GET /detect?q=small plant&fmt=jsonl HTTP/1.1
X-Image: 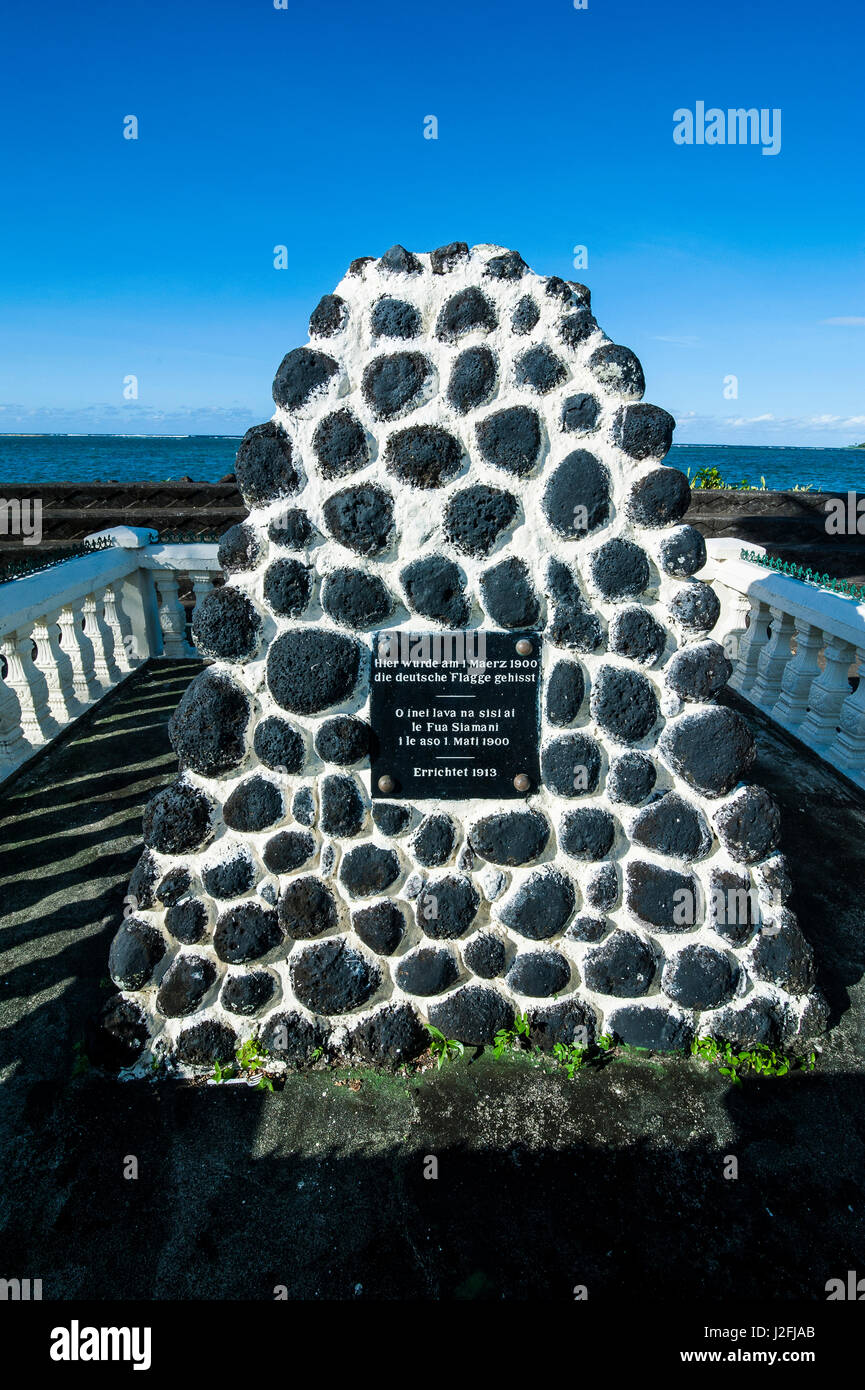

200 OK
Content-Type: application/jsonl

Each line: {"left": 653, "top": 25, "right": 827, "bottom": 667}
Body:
{"left": 492, "top": 1010, "right": 531, "bottom": 1057}
{"left": 426, "top": 1024, "right": 465, "bottom": 1069}
{"left": 209, "top": 1037, "right": 272, "bottom": 1086}
{"left": 691, "top": 1036, "right": 817, "bottom": 1085}
{"left": 212, "top": 1057, "right": 235, "bottom": 1083}
{"left": 552, "top": 1041, "right": 589, "bottom": 1077}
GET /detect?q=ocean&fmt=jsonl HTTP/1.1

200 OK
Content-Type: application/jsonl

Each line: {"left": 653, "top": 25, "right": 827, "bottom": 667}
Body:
{"left": 0, "top": 435, "right": 864, "bottom": 493}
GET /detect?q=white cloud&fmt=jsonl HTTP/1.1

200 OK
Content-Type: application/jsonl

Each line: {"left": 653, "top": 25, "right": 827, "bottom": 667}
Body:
{"left": 820, "top": 316, "right": 865, "bottom": 326}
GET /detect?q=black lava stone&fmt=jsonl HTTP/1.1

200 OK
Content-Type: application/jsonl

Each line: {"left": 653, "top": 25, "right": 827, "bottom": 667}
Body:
{"left": 476, "top": 406, "right": 543, "bottom": 476}
{"left": 479, "top": 557, "right": 539, "bottom": 628}
{"left": 318, "top": 773, "right": 365, "bottom": 838}
{"left": 273, "top": 346, "right": 339, "bottom": 411}
{"left": 589, "top": 538, "right": 650, "bottom": 600}
{"left": 352, "top": 900, "right": 405, "bottom": 955}
{"left": 632, "top": 791, "right": 712, "bottom": 861}
{"left": 430, "top": 241, "right": 469, "bottom": 274}
{"left": 213, "top": 902, "right": 282, "bottom": 964}
{"left": 361, "top": 351, "right": 432, "bottom": 419}
{"left": 443, "top": 484, "right": 518, "bottom": 557}
{"left": 85, "top": 996, "right": 149, "bottom": 1070}
{"left": 662, "top": 945, "right": 738, "bottom": 1010}
{"left": 607, "top": 751, "right": 657, "bottom": 805}
{"left": 385, "top": 424, "right": 464, "bottom": 490}
{"left": 499, "top": 867, "right": 576, "bottom": 940}
{"left": 558, "top": 309, "right": 599, "bottom": 349}
{"left": 254, "top": 717, "right": 305, "bottom": 774}
{"left": 606, "top": 1005, "right": 692, "bottom": 1052}
{"left": 127, "top": 850, "right": 159, "bottom": 909}
{"left": 348, "top": 1003, "right": 428, "bottom": 1064}
{"left": 608, "top": 607, "right": 667, "bottom": 666}
{"left": 417, "top": 875, "right": 480, "bottom": 939}
{"left": 429, "top": 986, "right": 515, "bottom": 1044}
{"left": 566, "top": 914, "right": 610, "bottom": 943}
{"left": 379, "top": 244, "right": 422, "bottom": 274}
{"left": 278, "top": 876, "right": 339, "bottom": 939}
{"left": 143, "top": 780, "right": 213, "bottom": 855}
{"left": 625, "top": 860, "right": 699, "bottom": 932}
{"left": 156, "top": 954, "right": 216, "bottom": 1018}
{"left": 561, "top": 393, "right": 600, "bottom": 434}
{"left": 348, "top": 256, "right": 375, "bottom": 276}
{"left": 590, "top": 664, "right": 659, "bottom": 743}
{"left": 396, "top": 946, "right": 459, "bottom": 996}
{"left": 665, "top": 640, "right": 731, "bottom": 702}
{"left": 713, "top": 786, "right": 781, "bottom": 864}
{"left": 268, "top": 507, "right": 313, "bottom": 550}
{"left": 109, "top": 919, "right": 166, "bottom": 989}
{"left": 340, "top": 844, "right": 401, "bottom": 897}
{"left": 370, "top": 296, "right": 422, "bottom": 339}
{"left": 541, "top": 732, "right": 602, "bottom": 797}
{"left": 221, "top": 970, "right": 276, "bottom": 1016}
{"left": 165, "top": 897, "right": 208, "bottom": 945}
{"left": 528, "top": 999, "right": 596, "bottom": 1051}
{"left": 506, "top": 951, "right": 570, "bottom": 998}
{"left": 401, "top": 554, "right": 469, "bottom": 625}
{"left": 259, "top": 1010, "right": 329, "bottom": 1064}
{"left": 292, "top": 786, "right": 315, "bottom": 826}
{"left": 547, "top": 594, "right": 604, "bottom": 654}
{"left": 175, "top": 1020, "right": 238, "bottom": 1067}
{"left": 202, "top": 849, "right": 256, "bottom": 900}
{"left": 435, "top": 286, "right": 498, "bottom": 341}
{"left": 223, "top": 777, "right": 283, "bottom": 833}
{"left": 483, "top": 250, "right": 527, "bottom": 280}
{"left": 262, "top": 558, "right": 312, "bottom": 617}
{"left": 372, "top": 802, "right": 412, "bottom": 836}
{"left": 657, "top": 525, "right": 707, "bottom": 577}
{"left": 447, "top": 345, "right": 498, "bottom": 414}
{"left": 322, "top": 483, "right": 394, "bottom": 556}
{"left": 234, "top": 422, "right": 301, "bottom": 508}
{"left": 542, "top": 450, "right": 610, "bottom": 536}
{"left": 412, "top": 814, "right": 457, "bottom": 867}
{"left": 585, "top": 862, "right": 619, "bottom": 910}
{"left": 192, "top": 586, "right": 262, "bottom": 662}
{"left": 612, "top": 403, "right": 675, "bottom": 460}
{"left": 512, "top": 296, "right": 540, "bottom": 335}
{"left": 709, "top": 868, "right": 757, "bottom": 947}
{"left": 469, "top": 811, "right": 550, "bottom": 866}
{"left": 312, "top": 409, "right": 370, "bottom": 481}
{"left": 321, "top": 567, "right": 392, "bottom": 629}
{"left": 267, "top": 629, "right": 361, "bottom": 714}
{"left": 568, "top": 281, "right": 591, "bottom": 306}
{"left": 545, "top": 276, "right": 575, "bottom": 302}
{"left": 463, "top": 933, "right": 507, "bottom": 977}
{"left": 290, "top": 938, "right": 381, "bottom": 1014}
{"left": 749, "top": 918, "right": 815, "bottom": 995}
{"left": 218, "top": 522, "right": 263, "bottom": 573}
{"left": 583, "top": 931, "right": 656, "bottom": 998}
{"left": 588, "top": 343, "right": 645, "bottom": 399}
{"left": 708, "top": 1000, "right": 779, "bottom": 1051}
{"left": 627, "top": 468, "right": 691, "bottom": 527}
{"left": 514, "top": 344, "right": 568, "bottom": 394}
{"left": 667, "top": 581, "right": 721, "bottom": 634}
{"left": 314, "top": 716, "right": 370, "bottom": 766}
{"left": 309, "top": 293, "right": 348, "bottom": 337}
{"left": 559, "top": 807, "right": 616, "bottom": 861}
{"left": 659, "top": 707, "right": 755, "bottom": 797}
{"left": 545, "top": 660, "right": 585, "bottom": 726}
{"left": 156, "top": 866, "right": 191, "bottom": 908}
{"left": 263, "top": 829, "right": 316, "bottom": 874}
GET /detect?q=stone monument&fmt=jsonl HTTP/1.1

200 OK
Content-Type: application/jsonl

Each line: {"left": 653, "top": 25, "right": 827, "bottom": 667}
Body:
{"left": 101, "top": 242, "right": 827, "bottom": 1071}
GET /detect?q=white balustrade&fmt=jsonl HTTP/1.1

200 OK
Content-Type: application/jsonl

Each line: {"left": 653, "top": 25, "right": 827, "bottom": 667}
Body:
{"left": 0, "top": 527, "right": 221, "bottom": 783}
{"left": 704, "top": 539, "right": 865, "bottom": 789}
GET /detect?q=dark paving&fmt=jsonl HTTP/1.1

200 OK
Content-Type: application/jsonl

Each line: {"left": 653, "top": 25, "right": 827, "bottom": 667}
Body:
{"left": 0, "top": 661, "right": 864, "bottom": 1301}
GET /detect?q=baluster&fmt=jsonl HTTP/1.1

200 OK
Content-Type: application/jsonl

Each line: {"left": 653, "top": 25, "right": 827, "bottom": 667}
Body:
{"left": 828, "top": 647, "right": 865, "bottom": 782}
{"left": 58, "top": 601, "right": 98, "bottom": 705}
{"left": 771, "top": 620, "right": 825, "bottom": 729}
{"left": 104, "top": 582, "right": 133, "bottom": 672}
{"left": 42, "top": 607, "right": 83, "bottom": 720}
{"left": 0, "top": 638, "right": 28, "bottom": 764}
{"left": 728, "top": 596, "right": 771, "bottom": 695}
{"left": 749, "top": 606, "right": 795, "bottom": 708}
{"left": 154, "top": 569, "right": 192, "bottom": 657}
{"left": 31, "top": 615, "right": 72, "bottom": 728}
{"left": 798, "top": 637, "right": 856, "bottom": 747}
{"left": 190, "top": 572, "right": 214, "bottom": 654}
{"left": 5, "top": 625, "right": 50, "bottom": 742}
{"left": 82, "top": 592, "right": 112, "bottom": 688}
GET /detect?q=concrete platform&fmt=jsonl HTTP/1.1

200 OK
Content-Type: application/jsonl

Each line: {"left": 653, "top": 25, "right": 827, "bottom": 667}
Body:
{"left": 1, "top": 660, "right": 863, "bottom": 1300}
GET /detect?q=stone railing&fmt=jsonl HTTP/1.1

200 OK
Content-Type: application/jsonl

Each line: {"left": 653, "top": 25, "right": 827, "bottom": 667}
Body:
{"left": 0, "top": 526, "right": 220, "bottom": 783}
{"left": 704, "top": 539, "right": 865, "bottom": 789}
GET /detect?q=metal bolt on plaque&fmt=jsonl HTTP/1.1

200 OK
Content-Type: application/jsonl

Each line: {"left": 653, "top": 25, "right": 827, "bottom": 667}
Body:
{"left": 515, "top": 639, "right": 533, "bottom": 656}
{"left": 377, "top": 775, "right": 395, "bottom": 794}
{"left": 513, "top": 773, "right": 531, "bottom": 792}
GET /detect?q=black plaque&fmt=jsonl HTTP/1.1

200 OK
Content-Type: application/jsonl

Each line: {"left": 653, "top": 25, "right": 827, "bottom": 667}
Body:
{"left": 370, "top": 630, "right": 542, "bottom": 801}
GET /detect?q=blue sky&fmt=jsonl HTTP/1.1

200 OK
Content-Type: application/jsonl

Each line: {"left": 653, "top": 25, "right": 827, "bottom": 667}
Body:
{"left": 1, "top": 0, "right": 862, "bottom": 445}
